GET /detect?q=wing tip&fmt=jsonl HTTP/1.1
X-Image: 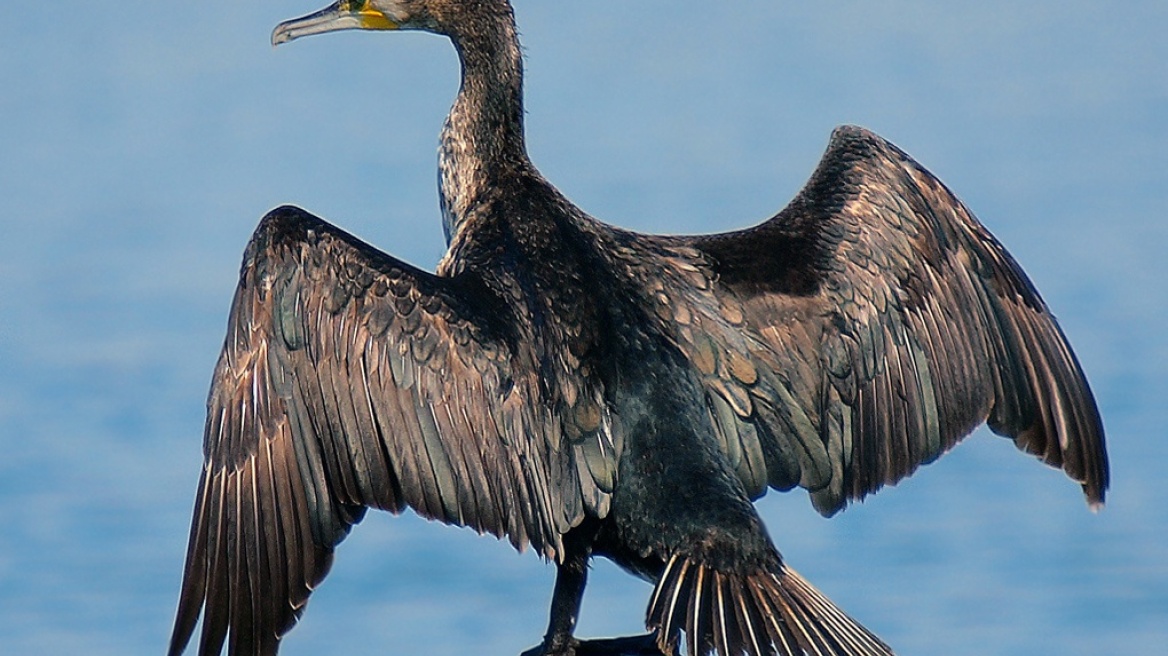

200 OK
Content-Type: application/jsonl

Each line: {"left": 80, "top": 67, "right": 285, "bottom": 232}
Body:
{"left": 166, "top": 624, "right": 195, "bottom": 656}
{"left": 1084, "top": 460, "right": 1109, "bottom": 511}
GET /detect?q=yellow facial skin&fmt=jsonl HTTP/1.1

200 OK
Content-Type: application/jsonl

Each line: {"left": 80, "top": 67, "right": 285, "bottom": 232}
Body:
{"left": 352, "top": 1, "right": 399, "bottom": 31}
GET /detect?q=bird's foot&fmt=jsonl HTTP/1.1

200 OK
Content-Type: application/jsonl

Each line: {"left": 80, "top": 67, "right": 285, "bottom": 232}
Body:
{"left": 520, "top": 636, "right": 578, "bottom": 656}
{"left": 521, "top": 634, "right": 664, "bottom": 656}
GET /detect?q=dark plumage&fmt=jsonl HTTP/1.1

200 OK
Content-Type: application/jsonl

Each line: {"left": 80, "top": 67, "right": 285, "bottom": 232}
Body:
{"left": 169, "top": 2, "right": 1108, "bottom": 655}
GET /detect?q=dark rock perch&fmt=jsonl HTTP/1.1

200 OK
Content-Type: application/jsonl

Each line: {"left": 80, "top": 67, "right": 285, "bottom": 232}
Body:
{"left": 521, "top": 636, "right": 666, "bottom": 656}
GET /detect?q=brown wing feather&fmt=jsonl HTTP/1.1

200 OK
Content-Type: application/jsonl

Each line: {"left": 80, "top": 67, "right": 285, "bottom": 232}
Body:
{"left": 655, "top": 125, "right": 1106, "bottom": 516}
{"left": 168, "top": 206, "right": 603, "bottom": 656}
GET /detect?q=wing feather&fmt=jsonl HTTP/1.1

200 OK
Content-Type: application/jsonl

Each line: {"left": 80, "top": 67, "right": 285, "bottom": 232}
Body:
{"left": 168, "top": 205, "right": 598, "bottom": 656}
{"left": 645, "top": 125, "right": 1106, "bottom": 515}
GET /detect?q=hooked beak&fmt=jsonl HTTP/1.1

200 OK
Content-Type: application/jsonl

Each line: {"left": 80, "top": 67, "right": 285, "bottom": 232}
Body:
{"left": 272, "top": 1, "right": 399, "bottom": 46}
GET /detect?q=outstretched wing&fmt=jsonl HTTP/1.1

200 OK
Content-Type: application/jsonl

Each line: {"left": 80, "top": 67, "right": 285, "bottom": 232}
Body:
{"left": 647, "top": 125, "right": 1107, "bottom": 515}
{"left": 169, "top": 206, "right": 600, "bottom": 656}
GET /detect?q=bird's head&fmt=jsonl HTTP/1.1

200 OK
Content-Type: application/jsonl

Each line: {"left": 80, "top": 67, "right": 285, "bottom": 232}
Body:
{"left": 271, "top": 0, "right": 514, "bottom": 45}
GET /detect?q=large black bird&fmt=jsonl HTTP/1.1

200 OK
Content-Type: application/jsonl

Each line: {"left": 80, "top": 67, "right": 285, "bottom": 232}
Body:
{"left": 169, "top": 2, "right": 1108, "bottom": 655}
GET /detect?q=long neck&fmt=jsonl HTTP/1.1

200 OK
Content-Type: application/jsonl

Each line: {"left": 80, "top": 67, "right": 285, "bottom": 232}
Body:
{"left": 438, "top": 14, "right": 529, "bottom": 244}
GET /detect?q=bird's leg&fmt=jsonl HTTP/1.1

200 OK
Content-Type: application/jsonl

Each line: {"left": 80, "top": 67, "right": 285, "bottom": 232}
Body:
{"left": 541, "top": 545, "right": 589, "bottom": 656}
{"left": 527, "top": 529, "right": 666, "bottom": 656}
{"left": 528, "top": 521, "right": 606, "bottom": 656}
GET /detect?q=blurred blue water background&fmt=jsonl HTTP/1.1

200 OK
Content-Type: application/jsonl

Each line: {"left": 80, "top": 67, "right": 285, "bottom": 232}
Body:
{"left": 1, "top": 1, "right": 1165, "bottom": 654}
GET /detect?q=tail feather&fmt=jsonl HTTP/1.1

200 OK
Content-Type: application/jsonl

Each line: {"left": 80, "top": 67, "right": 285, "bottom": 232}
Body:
{"left": 647, "top": 555, "right": 893, "bottom": 656}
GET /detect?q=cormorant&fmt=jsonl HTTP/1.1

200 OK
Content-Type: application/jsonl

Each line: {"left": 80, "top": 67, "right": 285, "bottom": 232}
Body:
{"left": 169, "top": 2, "right": 1108, "bottom": 655}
